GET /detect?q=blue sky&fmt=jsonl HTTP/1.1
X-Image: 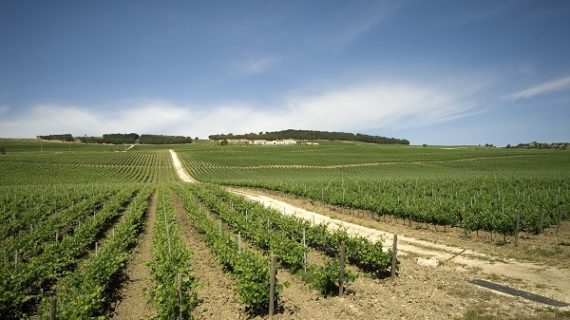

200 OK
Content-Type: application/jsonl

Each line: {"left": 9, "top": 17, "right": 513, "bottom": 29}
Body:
{"left": 1, "top": 0, "right": 569, "bottom": 145}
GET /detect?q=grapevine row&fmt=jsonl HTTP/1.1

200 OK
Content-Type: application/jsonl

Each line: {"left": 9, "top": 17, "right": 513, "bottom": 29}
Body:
{"left": 38, "top": 188, "right": 153, "bottom": 318}
{"left": 187, "top": 183, "right": 360, "bottom": 295}
{"left": 0, "top": 188, "right": 137, "bottom": 319}
{"left": 149, "top": 188, "right": 197, "bottom": 319}
{"left": 174, "top": 185, "right": 275, "bottom": 314}
{"left": 194, "top": 183, "right": 394, "bottom": 278}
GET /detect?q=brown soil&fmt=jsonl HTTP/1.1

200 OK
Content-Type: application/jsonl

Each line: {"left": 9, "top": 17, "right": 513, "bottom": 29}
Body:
{"left": 112, "top": 192, "right": 157, "bottom": 320}
{"left": 171, "top": 191, "right": 247, "bottom": 320}
{"left": 261, "top": 245, "right": 569, "bottom": 320}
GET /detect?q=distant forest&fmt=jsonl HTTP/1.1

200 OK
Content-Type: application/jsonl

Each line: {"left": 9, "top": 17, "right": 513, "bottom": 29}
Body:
{"left": 511, "top": 141, "right": 570, "bottom": 149}
{"left": 209, "top": 129, "right": 410, "bottom": 145}
{"left": 139, "top": 134, "right": 193, "bottom": 144}
{"left": 37, "top": 134, "right": 74, "bottom": 142}
{"left": 37, "top": 133, "right": 193, "bottom": 145}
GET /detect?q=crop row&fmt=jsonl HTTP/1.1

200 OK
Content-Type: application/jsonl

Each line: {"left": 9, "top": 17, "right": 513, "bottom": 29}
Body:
{"left": 0, "top": 150, "right": 177, "bottom": 185}
{"left": 0, "top": 184, "right": 109, "bottom": 231}
{"left": 0, "top": 188, "right": 137, "bottom": 319}
{"left": 194, "top": 183, "right": 394, "bottom": 278}
{"left": 38, "top": 188, "right": 153, "bottom": 318}
{"left": 174, "top": 185, "right": 274, "bottom": 314}
{"left": 0, "top": 189, "right": 116, "bottom": 268}
{"left": 0, "top": 189, "right": 105, "bottom": 242}
{"left": 255, "top": 177, "right": 570, "bottom": 236}
{"left": 149, "top": 188, "right": 197, "bottom": 319}
{"left": 187, "top": 183, "right": 361, "bottom": 295}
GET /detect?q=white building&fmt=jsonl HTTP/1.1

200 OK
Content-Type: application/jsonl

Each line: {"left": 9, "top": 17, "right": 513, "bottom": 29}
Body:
{"left": 252, "top": 139, "right": 297, "bottom": 145}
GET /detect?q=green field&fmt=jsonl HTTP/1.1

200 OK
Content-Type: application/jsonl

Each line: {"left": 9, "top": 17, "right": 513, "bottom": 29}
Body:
{"left": 0, "top": 140, "right": 398, "bottom": 318}
{"left": 175, "top": 142, "right": 570, "bottom": 236}
{"left": 0, "top": 141, "right": 179, "bottom": 318}
{"left": 1, "top": 140, "right": 569, "bottom": 319}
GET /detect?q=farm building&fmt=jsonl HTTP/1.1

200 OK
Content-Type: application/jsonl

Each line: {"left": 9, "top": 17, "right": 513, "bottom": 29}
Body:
{"left": 253, "top": 139, "right": 297, "bottom": 145}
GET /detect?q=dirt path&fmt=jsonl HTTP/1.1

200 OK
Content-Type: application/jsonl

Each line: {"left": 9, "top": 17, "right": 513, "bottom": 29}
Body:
{"left": 229, "top": 188, "right": 570, "bottom": 305}
{"left": 124, "top": 144, "right": 135, "bottom": 151}
{"left": 169, "top": 150, "right": 198, "bottom": 183}
{"left": 113, "top": 192, "right": 157, "bottom": 320}
{"left": 171, "top": 191, "right": 246, "bottom": 320}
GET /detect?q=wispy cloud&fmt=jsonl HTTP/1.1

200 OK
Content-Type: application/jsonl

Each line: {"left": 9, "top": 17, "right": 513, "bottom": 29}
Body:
{"left": 0, "top": 81, "right": 480, "bottom": 140}
{"left": 233, "top": 56, "right": 283, "bottom": 75}
{"left": 506, "top": 75, "right": 570, "bottom": 100}
{"left": 333, "top": 1, "right": 403, "bottom": 48}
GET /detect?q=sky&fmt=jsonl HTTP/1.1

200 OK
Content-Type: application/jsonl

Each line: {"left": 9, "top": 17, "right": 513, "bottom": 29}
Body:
{"left": 1, "top": 0, "right": 570, "bottom": 145}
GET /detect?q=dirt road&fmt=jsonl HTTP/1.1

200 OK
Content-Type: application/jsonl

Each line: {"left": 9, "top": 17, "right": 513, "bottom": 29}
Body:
{"left": 229, "top": 188, "right": 570, "bottom": 304}
{"left": 169, "top": 149, "right": 198, "bottom": 183}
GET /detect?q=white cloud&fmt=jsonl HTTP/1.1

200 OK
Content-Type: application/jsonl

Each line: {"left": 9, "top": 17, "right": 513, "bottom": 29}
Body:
{"left": 0, "top": 82, "right": 478, "bottom": 139}
{"left": 233, "top": 56, "right": 282, "bottom": 75}
{"left": 506, "top": 75, "right": 570, "bottom": 100}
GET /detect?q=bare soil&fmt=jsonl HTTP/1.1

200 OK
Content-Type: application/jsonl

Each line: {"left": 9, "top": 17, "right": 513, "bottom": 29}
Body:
{"left": 112, "top": 192, "right": 157, "bottom": 320}
{"left": 260, "top": 249, "right": 570, "bottom": 320}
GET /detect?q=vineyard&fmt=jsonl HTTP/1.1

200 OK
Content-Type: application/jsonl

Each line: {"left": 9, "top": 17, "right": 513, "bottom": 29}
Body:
{"left": 0, "top": 144, "right": 174, "bottom": 318}
{"left": 175, "top": 183, "right": 394, "bottom": 298}
{"left": 177, "top": 143, "right": 570, "bottom": 240}
{"left": 0, "top": 148, "right": 178, "bottom": 185}
{"left": 0, "top": 141, "right": 569, "bottom": 319}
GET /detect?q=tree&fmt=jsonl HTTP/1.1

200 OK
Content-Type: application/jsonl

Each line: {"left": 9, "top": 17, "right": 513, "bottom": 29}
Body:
{"left": 0, "top": 146, "right": 5, "bottom": 154}
{"left": 139, "top": 134, "right": 192, "bottom": 144}
{"left": 221, "top": 139, "right": 229, "bottom": 146}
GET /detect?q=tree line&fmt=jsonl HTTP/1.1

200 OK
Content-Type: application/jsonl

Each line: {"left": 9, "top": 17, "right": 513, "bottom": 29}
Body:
{"left": 37, "top": 134, "right": 74, "bottom": 142}
{"left": 209, "top": 129, "right": 409, "bottom": 145}
{"left": 37, "top": 133, "right": 193, "bottom": 145}
{"left": 509, "top": 141, "right": 570, "bottom": 150}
